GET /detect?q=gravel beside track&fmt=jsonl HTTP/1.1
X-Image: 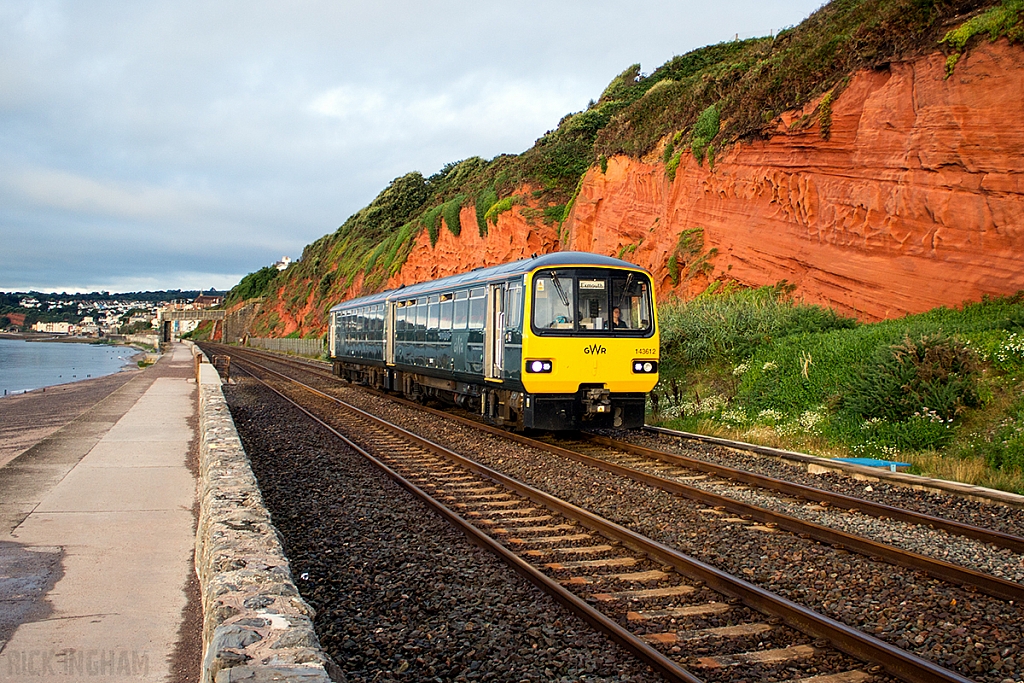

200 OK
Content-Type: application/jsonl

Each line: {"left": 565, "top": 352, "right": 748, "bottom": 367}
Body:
{"left": 547, "top": 436, "right": 1024, "bottom": 586}
{"left": 621, "top": 431, "right": 1024, "bottom": 538}
{"left": 319, "top": 383, "right": 1023, "bottom": 683}
{"left": 224, "top": 378, "right": 665, "bottom": 683}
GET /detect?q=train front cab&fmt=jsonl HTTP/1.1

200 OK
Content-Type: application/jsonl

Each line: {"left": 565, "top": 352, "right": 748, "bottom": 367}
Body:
{"left": 518, "top": 264, "right": 658, "bottom": 430}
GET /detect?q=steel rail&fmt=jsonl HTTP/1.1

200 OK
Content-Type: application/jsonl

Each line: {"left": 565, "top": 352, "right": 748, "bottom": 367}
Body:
{"left": 231, "top": 354, "right": 976, "bottom": 683}
{"left": 541, "top": 435, "right": 1024, "bottom": 602}
{"left": 216, "top": 344, "right": 1024, "bottom": 600}
{"left": 611, "top": 430, "right": 1024, "bottom": 555}
{"left": 231, "top": 359, "right": 702, "bottom": 683}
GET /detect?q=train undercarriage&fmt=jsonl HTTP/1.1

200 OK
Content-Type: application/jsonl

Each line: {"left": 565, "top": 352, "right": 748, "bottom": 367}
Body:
{"left": 332, "top": 359, "right": 646, "bottom": 431}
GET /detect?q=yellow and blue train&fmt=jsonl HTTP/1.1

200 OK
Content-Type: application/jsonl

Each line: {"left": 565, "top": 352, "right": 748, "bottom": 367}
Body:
{"left": 328, "top": 252, "right": 659, "bottom": 430}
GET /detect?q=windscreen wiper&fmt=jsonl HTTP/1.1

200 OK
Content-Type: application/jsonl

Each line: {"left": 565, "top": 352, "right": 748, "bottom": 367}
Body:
{"left": 549, "top": 270, "right": 570, "bottom": 308}
{"left": 616, "top": 272, "right": 635, "bottom": 308}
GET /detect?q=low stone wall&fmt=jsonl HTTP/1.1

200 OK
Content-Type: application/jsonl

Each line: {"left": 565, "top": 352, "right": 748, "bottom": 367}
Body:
{"left": 194, "top": 351, "right": 338, "bottom": 683}
{"left": 125, "top": 333, "right": 160, "bottom": 348}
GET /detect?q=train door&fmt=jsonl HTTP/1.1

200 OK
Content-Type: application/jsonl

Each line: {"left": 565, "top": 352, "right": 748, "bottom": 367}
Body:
{"left": 328, "top": 311, "right": 337, "bottom": 358}
{"left": 385, "top": 301, "right": 395, "bottom": 365}
{"left": 485, "top": 283, "right": 506, "bottom": 380}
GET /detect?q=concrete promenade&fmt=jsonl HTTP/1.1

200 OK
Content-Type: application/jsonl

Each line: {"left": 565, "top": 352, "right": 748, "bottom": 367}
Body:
{"left": 0, "top": 343, "right": 198, "bottom": 683}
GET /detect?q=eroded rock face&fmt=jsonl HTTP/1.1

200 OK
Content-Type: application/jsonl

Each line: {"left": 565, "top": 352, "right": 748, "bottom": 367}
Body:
{"left": 393, "top": 41, "right": 1024, "bottom": 321}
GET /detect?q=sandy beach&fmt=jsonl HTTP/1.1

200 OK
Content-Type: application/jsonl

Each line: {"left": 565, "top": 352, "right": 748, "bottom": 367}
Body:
{"left": 0, "top": 368, "right": 140, "bottom": 469}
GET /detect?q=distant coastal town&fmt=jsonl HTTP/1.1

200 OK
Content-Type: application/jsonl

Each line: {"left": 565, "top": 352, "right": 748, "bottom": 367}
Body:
{"left": 0, "top": 290, "right": 225, "bottom": 339}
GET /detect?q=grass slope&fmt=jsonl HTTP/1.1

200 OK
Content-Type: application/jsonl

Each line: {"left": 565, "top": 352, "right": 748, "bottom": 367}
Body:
{"left": 651, "top": 287, "right": 1024, "bottom": 493}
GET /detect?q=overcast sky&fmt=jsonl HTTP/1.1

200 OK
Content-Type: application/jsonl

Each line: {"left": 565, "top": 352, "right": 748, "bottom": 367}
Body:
{"left": 1, "top": 0, "right": 824, "bottom": 294}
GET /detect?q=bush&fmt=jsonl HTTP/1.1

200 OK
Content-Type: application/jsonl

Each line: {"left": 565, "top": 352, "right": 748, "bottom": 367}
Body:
{"left": 421, "top": 204, "right": 444, "bottom": 246}
{"left": 475, "top": 187, "right": 498, "bottom": 237}
{"left": 338, "top": 172, "right": 429, "bottom": 243}
{"left": 691, "top": 104, "right": 720, "bottom": 164}
{"left": 228, "top": 266, "right": 279, "bottom": 304}
{"left": 665, "top": 151, "right": 682, "bottom": 181}
{"left": 855, "top": 413, "right": 957, "bottom": 452}
{"left": 841, "top": 333, "right": 982, "bottom": 422}
{"left": 484, "top": 196, "right": 516, "bottom": 225}
{"left": 441, "top": 194, "right": 466, "bottom": 237}
{"left": 543, "top": 203, "right": 567, "bottom": 225}
{"left": 986, "top": 394, "right": 1024, "bottom": 472}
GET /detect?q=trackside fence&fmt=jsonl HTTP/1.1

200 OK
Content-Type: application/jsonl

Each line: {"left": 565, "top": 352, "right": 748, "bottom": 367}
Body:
{"left": 246, "top": 336, "right": 326, "bottom": 358}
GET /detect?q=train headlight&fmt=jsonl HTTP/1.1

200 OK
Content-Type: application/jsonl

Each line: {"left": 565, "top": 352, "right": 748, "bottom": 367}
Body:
{"left": 632, "top": 360, "right": 658, "bottom": 374}
{"left": 527, "top": 359, "right": 553, "bottom": 373}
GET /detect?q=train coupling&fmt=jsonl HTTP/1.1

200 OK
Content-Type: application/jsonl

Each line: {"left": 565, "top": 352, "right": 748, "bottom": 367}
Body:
{"left": 581, "top": 387, "right": 612, "bottom": 416}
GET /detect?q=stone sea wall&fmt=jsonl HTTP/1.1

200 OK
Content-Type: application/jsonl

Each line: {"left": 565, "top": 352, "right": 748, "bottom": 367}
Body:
{"left": 194, "top": 352, "right": 338, "bottom": 683}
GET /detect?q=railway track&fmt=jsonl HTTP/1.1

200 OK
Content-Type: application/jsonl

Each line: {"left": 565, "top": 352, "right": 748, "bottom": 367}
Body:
{"left": 208, "top": 346, "right": 1015, "bottom": 683}
{"left": 204, "top": 345, "right": 1024, "bottom": 598}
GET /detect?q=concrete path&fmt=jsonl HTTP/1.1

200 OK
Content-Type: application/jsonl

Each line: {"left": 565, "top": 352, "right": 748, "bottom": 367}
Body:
{"left": 0, "top": 344, "right": 197, "bottom": 683}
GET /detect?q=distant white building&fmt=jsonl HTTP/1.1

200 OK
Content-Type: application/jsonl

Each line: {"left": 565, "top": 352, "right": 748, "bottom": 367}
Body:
{"left": 32, "top": 321, "right": 73, "bottom": 334}
{"left": 274, "top": 256, "right": 292, "bottom": 271}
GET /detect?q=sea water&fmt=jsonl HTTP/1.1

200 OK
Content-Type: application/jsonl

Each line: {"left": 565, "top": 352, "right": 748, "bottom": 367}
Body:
{"left": 0, "top": 338, "right": 136, "bottom": 397}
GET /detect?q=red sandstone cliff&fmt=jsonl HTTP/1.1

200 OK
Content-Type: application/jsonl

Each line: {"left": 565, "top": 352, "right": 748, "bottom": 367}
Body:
{"left": 389, "top": 41, "right": 1024, "bottom": 322}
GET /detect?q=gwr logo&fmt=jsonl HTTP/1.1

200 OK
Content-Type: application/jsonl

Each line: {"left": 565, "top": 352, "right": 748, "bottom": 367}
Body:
{"left": 583, "top": 344, "right": 607, "bottom": 355}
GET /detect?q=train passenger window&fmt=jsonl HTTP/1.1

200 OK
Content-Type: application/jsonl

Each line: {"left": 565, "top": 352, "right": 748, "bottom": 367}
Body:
{"left": 533, "top": 273, "right": 574, "bottom": 330}
{"left": 415, "top": 300, "right": 427, "bottom": 339}
{"left": 439, "top": 294, "right": 453, "bottom": 329}
{"left": 453, "top": 291, "right": 469, "bottom": 329}
{"left": 505, "top": 282, "right": 523, "bottom": 331}
{"left": 395, "top": 304, "right": 407, "bottom": 341}
{"left": 427, "top": 295, "right": 439, "bottom": 330}
{"left": 468, "top": 288, "right": 485, "bottom": 329}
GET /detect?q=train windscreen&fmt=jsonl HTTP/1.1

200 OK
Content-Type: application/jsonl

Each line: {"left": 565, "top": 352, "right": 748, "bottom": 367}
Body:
{"left": 532, "top": 269, "right": 652, "bottom": 334}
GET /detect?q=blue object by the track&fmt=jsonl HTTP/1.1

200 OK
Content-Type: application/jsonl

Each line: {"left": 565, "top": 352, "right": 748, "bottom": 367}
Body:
{"left": 834, "top": 457, "right": 912, "bottom": 472}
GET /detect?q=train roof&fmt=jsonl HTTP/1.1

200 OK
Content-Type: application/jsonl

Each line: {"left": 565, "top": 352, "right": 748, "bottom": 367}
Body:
{"left": 329, "top": 251, "right": 649, "bottom": 313}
